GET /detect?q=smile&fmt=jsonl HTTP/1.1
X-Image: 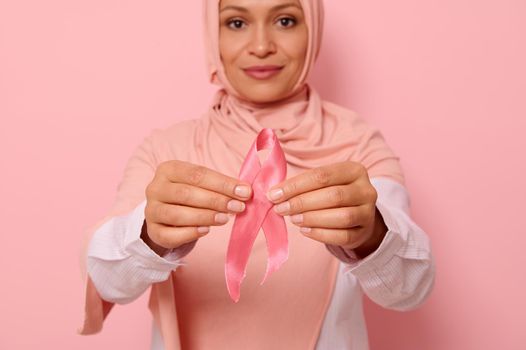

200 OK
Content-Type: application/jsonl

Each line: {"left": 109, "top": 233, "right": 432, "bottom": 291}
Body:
{"left": 243, "top": 65, "right": 284, "bottom": 80}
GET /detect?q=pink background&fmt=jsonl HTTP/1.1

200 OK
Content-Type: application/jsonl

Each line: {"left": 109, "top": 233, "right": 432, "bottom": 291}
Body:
{"left": 1, "top": 0, "right": 524, "bottom": 349}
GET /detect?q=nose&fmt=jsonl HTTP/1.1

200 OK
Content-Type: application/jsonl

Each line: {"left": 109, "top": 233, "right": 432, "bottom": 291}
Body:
{"left": 248, "top": 25, "right": 277, "bottom": 58}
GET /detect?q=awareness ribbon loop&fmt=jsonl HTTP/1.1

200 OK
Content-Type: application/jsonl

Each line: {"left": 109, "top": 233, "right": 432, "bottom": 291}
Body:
{"left": 225, "top": 128, "right": 289, "bottom": 303}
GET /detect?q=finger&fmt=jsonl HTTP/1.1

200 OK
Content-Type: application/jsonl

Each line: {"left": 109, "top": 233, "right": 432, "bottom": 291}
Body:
{"left": 147, "top": 222, "right": 210, "bottom": 249}
{"left": 289, "top": 206, "right": 370, "bottom": 229}
{"left": 267, "top": 161, "right": 365, "bottom": 203}
{"left": 160, "top": 160, "right": 252, "bottom": 200}
{"left": 272, "top": 182, "right": 370, "bottom": 215}
{"left": 148, "top": 182, "right": 246, "bottom": 214}
{"left": 298, "top": 226, "right": 366, "bottom": 249}
{"left": 147, "top": 201, "right": 233, "bottom": 227}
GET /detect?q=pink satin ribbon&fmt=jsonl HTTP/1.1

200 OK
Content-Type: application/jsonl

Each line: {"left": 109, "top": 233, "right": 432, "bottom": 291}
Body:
{"left": 225, "top": 128, "right": 289, "bottom": 303}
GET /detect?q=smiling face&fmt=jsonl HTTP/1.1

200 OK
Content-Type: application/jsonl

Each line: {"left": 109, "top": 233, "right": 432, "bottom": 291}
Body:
{"left": 219, "top": 0, "right": 308, "bottom": 104}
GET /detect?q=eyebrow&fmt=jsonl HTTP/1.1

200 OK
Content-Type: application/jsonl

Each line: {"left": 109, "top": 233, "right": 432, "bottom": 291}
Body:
{"left": 219, "top": 3, "right": 302, "bottom": 14}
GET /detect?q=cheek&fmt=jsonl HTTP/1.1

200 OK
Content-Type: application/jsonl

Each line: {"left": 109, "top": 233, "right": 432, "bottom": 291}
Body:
{"left": 282, "top": 34, "right": 308, "bottom": 67}
{"left": 219, "top": 37, "right": 235, "bottom": 68}
{"left": 219, "top": 35, "right": 245, "bottom": 67}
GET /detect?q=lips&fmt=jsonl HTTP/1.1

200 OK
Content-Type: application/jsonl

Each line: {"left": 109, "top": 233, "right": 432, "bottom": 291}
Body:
{"left": 243, "top": 65, "right": 284, "bottom": 80}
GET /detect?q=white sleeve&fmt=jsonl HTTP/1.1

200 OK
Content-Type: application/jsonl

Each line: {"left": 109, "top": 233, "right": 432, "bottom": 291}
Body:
{"left": 86, "top": 199, "right": 197, "bottom": 304}
{"left": 325, "top": 177, "right": 435, "bottom": 311}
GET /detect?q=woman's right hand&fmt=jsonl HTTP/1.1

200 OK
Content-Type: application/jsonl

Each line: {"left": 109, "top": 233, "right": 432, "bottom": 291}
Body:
{"left": 143, "top": 160, "right": 252, "bottom": 255}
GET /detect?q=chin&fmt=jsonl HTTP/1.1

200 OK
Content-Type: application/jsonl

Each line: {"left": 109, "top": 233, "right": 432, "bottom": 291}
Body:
{"left": 239, "top": 85, "right": 291, "bottom": 104}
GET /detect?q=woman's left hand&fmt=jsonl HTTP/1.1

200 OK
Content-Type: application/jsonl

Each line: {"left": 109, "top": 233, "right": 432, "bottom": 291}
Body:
{"left": 266, "top": 161, "right": 387, "bottom": 257}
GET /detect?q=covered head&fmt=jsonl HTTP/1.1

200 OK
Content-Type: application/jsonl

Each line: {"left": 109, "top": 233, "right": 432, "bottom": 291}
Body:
{"left": 203, "top": 0, "right": 325, "bottom": 102}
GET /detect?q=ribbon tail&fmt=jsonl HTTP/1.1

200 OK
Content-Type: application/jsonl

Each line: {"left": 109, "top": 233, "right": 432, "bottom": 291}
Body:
{"left": 225, "top": 194, "right": 271, "bottom": 303}
{"left": 260, "top": 210, "right": 289, "bottom": 285}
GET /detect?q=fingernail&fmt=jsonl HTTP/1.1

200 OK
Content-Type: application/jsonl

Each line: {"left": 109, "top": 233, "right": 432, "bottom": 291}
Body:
{"left": 215, "top": 213, "right": 229, "bottom": 224}
{"left": 197, "top": 226, "right": 210, "bottom": 234}
{"left": 291, "top": 214, "right": 303, "bottom": 224}
{"left": 273, "top": 201, "right": 290, "bottom": 214}
{"left": 267, "top": 188, "right": 283, "bottom": 201}
{"left": 227, "top": 200, "right": 245, "bottom": 212}
{"left": 235, "top": 185, "right": 250, "bottom": 198}
{"left": 300, "top": 227, "right": 311, "bottom": 234}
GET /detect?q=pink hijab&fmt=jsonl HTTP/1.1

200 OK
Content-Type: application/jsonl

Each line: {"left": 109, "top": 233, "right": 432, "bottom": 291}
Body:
{"left": 200, "top": 0, "right": 404, "bottom": 177}
{"left": 78, "top": 0, "right": 404, "bottom": 349}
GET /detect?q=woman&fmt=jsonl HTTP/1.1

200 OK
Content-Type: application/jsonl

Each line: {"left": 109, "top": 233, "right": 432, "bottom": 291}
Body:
{"left": 79, "top": 0, "right": 435, "bottom": 349}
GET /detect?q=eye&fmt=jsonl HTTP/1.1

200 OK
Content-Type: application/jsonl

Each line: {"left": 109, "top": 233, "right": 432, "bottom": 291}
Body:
{"left": 226, "top": 19, "right": 246, "bottom": 30}
{"left": 277, "top": 17, "right": 297, "bottom": 28}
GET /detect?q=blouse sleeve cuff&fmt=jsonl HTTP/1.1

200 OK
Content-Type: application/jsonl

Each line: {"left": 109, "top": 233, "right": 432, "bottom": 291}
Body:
{"left": 122, "top": 200, "right": 194, "bottom": 271}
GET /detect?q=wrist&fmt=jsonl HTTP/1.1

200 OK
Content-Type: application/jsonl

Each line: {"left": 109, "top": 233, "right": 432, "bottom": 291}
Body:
{"left": 140, "top": 220, "right": 171, "bottom": 257}
{"left": 352, "top": 207, "right": 387, "bottom": 259}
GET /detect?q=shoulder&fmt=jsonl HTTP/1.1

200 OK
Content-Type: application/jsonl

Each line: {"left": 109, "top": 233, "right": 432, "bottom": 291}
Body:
{"left": 139, "top": 118, "right": 201, "bottom": 162}
{"left": 322, "top": 99, "right": 376, "bottom": 133}
{"left": 151, "top": 118, "right": 200, "bottom": 140}
{"left": 145, "top": 118, "right": 200, "bottom": 146}
{"left": 320, "top": 99, "right": 406, "bottom": 186}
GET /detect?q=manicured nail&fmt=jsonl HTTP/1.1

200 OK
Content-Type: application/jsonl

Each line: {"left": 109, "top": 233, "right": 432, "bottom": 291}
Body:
{"left": 235, "top": 185, "right": 250, "bottom": 198}
{"left": 267, "top": 188, "right": 283, "bottom": 201}
{"left": 215, "top": 213, "right": 229, "bottom": 224}
{"left": 291, "top": 214, "right": 303, "bottom": 224}
{"left": 300, "top": 227, "right": 311, "bottom": 234}
{"left": 273, "top": 201, "right": 290, "bottom": 214}
{"left": 227, "top": 200, "right": 245, "bottom": 212}
{"left": 197, "top": 226, "right": 210, "bottom": 234}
